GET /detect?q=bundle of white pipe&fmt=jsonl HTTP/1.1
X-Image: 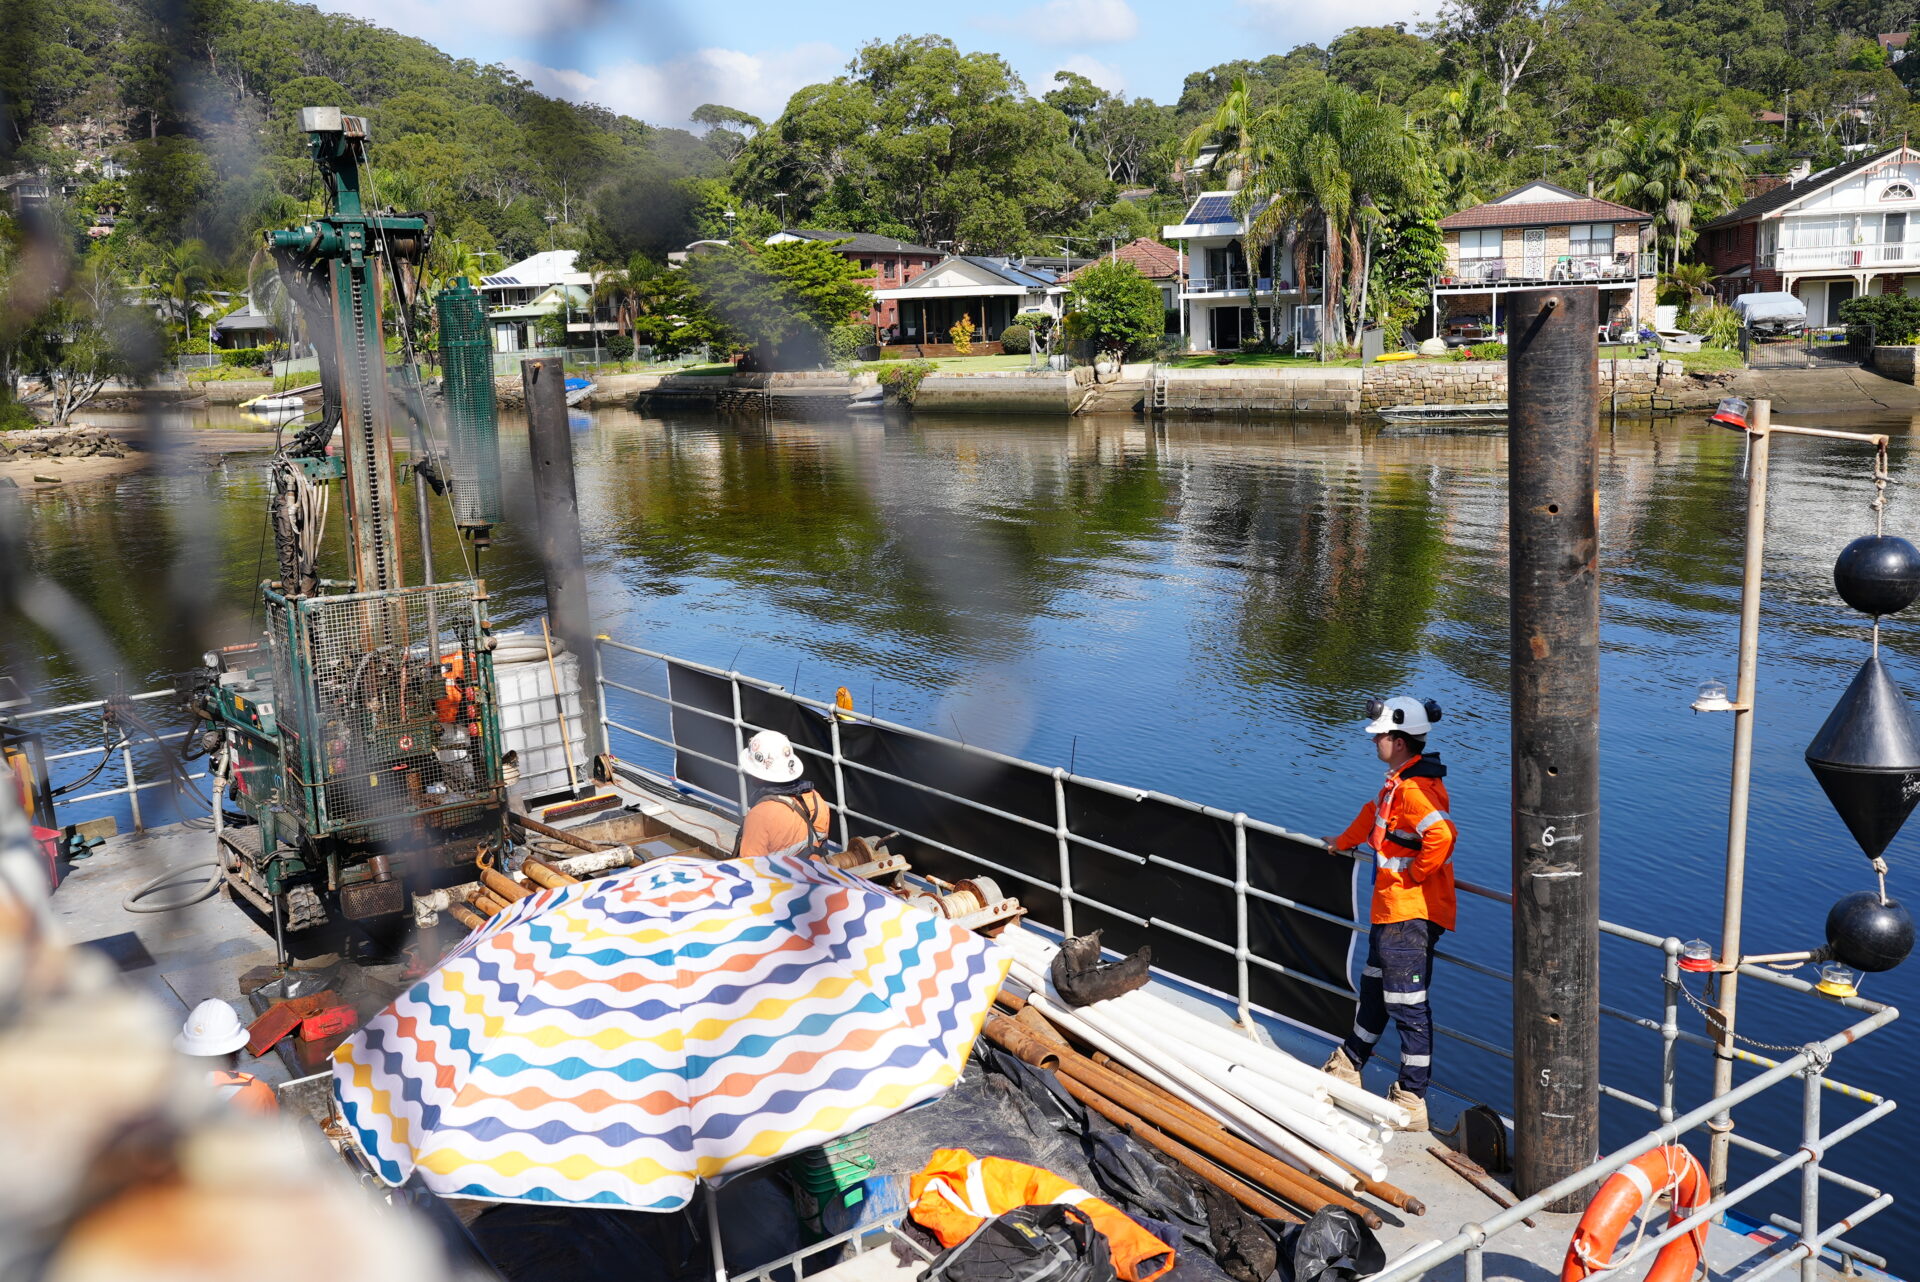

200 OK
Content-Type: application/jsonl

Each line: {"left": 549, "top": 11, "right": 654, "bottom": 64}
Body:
{"left": 1000, "top": 927, "right": 1404, "bottom": 1191}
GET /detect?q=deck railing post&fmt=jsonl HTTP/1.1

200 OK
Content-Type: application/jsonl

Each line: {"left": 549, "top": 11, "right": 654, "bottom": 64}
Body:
{"left": 1660, "top": 938, "right": 1681, "bottom": 1123}
{"left": 1801, "top": 1056, "right": 1826, "bottom": 1282}
{"left": 1052, "top": 768, "right": 1073, "bottom": 938}
{"left": 829, "top": 716, "right": 851, "bottom": 849}
{"left": 1234, "top": 813, "right": 1250, "bottom": 1027}
{"left": 121, "top": 741, "right": 142, "bottom": 832}
{"left": 729, "top": 674, "right": 749, "bottom": 817}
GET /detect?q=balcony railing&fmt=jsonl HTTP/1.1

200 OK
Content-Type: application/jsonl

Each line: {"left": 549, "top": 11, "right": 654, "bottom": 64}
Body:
{"left": 1435, "top": 251, "right": 1655, "bottom": 288}
{"left": 1183, "top": 272, "right": 1300, "bottom": 296}
{"left": 1768, "top": 242, "right": 1920, "bottom": 271}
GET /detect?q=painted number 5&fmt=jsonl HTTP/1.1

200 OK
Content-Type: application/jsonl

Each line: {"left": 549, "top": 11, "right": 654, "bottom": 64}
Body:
{"left": 1541, "top": 826, "right": 1557, "bottom": 847}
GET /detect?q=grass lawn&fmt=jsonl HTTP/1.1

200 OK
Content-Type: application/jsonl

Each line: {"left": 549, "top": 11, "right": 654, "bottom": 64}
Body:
{"left": 1169, "top": 352, "right": 1364, "bottom": 369}
{"left": 855, "top": 354, "right": 1042, "bottom": 373}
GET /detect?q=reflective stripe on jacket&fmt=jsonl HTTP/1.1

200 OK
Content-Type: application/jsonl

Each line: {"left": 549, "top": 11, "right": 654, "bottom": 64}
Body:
{"left": 1334, "top": 754, "right": 1457, "bottom": 930}
{"left": 909, "top": 1147, "right": 1175, "bottom": 1282}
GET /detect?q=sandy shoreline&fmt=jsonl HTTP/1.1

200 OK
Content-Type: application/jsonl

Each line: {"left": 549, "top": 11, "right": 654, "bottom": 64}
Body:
{"left": 1, "top": 424, "right": 279, "bottom": 490}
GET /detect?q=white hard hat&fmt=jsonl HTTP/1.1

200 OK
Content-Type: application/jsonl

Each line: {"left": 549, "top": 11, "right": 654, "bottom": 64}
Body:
{"left": 1363, "top": 696, "right": 1442, "bottom": 737}
{"left": 175, "top": 998, "right": 249, "bottom": 1057}
{"left": 739, "top": 729, "right": 804, "bottom": 783}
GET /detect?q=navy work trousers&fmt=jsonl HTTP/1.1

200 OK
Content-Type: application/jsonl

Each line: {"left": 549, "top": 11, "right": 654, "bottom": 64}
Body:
{"left": 1341, "top": 918, "right": 1443, "bottom": 1096}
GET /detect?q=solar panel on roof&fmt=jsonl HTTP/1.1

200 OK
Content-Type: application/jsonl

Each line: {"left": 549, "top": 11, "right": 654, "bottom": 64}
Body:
{"left": 1185, "top": 194, "right": 1234, "bottom": 224}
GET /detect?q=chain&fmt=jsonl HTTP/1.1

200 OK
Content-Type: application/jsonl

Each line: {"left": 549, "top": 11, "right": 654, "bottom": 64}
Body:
{"left": 1676, "top": 972, "right": 1813, "bottom": 1054}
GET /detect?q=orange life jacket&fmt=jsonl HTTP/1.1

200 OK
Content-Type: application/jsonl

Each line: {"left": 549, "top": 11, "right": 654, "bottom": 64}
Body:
{"left": 908, "top": 1148, "right": 1175, "bottom": 1282}
{"left": 1334, "top": 754, "right": 1457, "bottom": 930}
{"left": 208, "top": 1070, "right": 279, "bottom": 1115}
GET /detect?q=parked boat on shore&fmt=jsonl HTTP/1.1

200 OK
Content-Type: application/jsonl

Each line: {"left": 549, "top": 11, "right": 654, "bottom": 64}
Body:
{"left": 1378, "top": 402, "right": 1507, "bottom": 426}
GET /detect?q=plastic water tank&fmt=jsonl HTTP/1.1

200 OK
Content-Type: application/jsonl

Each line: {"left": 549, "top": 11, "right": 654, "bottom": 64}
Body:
{"left": 492, "top": 631, "right": 587, "bottom": 798}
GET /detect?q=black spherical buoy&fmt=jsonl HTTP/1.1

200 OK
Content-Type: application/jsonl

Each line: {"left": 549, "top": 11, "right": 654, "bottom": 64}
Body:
{"left": 1825, "top": 890, "right": 1915, "bottom": 972}
{"left": 1834, "top": 535, "right": 1920, "bottom": 617}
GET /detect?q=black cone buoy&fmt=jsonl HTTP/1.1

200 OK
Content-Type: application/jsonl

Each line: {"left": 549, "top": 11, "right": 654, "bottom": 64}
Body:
{"left": 1826, "top": 890, "right": 1915, "bottom": 971}
{"left": 1805, "top": 655, "right": 1920, "bottom": 858}
{"left": 1834, "top": 535, "right": 1920, "bottom": 617}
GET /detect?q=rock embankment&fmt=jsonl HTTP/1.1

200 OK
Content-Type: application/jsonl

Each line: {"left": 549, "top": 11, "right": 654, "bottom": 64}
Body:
{"left": 0, "top": 427, "right": 132, "bottom": 460}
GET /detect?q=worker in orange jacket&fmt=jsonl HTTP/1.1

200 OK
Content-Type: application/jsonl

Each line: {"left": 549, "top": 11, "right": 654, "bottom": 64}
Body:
{"left": 909, "top": 1148, "right": 1175, "bottom": 1282}
{"left": 733, "top": 729, "right": 833, "bottom": 859}
{"left": 175, "top": 999, "right": 279, "bottom": 1115}
{"left": 1320, "top": 696, "right": 1456, "bottom": 1131}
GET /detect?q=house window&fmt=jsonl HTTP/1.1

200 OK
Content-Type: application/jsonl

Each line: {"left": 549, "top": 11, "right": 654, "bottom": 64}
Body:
{"left": 1570, "top": 223, "right": 1615, "bottom": 257}
{"left": 1884, "top": 182, "right": 1916, "bottom": 200}
{"left": 1459, "top": 228, "right": 1501, "bottom": 260}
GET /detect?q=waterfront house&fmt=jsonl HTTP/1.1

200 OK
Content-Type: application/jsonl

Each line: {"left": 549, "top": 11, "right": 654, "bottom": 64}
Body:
{"left": 1162, "top": 191, "right": 1323, "bottom": 352}
{"left": 479, "top": 250, "right": 617, "bottom": 352}
{"left": 764, "top": 229, "right": 944, "bottom": 335}
{"left": 1432, "top": 183, "right": 1656, "bottom": 338}
{"left": 1055, "top": 239, "right": 1184, "bottom": 336}
{"left": 1695, "top": 145, "right": 1920, "bottom": 325}
{"left": 871, "top": 256, "right": 1061, "bottom": 353}
{"left": 210, "top": 301, "right": 279, "bottom": 350}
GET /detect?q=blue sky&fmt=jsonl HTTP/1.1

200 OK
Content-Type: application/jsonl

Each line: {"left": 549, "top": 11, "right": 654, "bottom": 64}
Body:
{"left": 311, "top": 0, "right": 1429, "bottom": 129}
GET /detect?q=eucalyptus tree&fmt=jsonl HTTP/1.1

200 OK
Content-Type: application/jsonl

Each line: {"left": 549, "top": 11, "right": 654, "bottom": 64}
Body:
{"left": 1592, "top": 106, "right": 1747, "bottom": 269}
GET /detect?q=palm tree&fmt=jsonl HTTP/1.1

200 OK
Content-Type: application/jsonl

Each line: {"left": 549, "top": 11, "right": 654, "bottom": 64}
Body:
{"left": 1419, "top": 74, "right": 1511, "bottom": 207}
{"left": 1661, "top": 262, "right": 1719, "bottom": 316}
{"left": 1182, "top": 78, "right": 1276, "bottom": 342}
{"left": 142, "top": 239, "right": 215, "bottom": 338}
{"left": 1594, "top": 106, "right": 1747, "bottom": 271}
{"left": 1244, "top": 83, "right": 1429, "bottom": 348}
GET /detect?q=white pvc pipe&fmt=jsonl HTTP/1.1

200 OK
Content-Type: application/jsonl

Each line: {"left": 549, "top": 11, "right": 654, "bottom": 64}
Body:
{"left": 1008, "top": 958, "right": 1361, "bottom": 1193}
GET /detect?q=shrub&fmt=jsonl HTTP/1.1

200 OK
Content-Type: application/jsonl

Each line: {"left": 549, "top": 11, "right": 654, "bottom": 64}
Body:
{"left": 948, "top": 313, "right": 976, "bottom": 354}
{"left": 1014, "top": 309, "right": 1055, "bottom": 338}
{"left": 1471, "top": 341, "right": 1507, "bottom": 360}
{"left": 828, "top": 321, "right": 877, "bottom": 364}
{"left": 1838, "top": 293, "right": 1920, "bottom": 345}
{"left": 873, "top": 359, "right": 937, "bottom": 402}
{"left": 219, "top": 346, "right": 267, "bottom": 367}
{"left": 1064, "top": 260, "right": 1163, "bottom": 358}
{"left": 1692, "top": 304, "right": 1742, "bottom": 349}
{"left": 606, "top": 335, "right": 636, "bottom": 361}
{"left": 0, "top": 398, "right": 39, "bottom": 430}
{"left": 999, "top": 323, "right": 1032, "bottom": 354}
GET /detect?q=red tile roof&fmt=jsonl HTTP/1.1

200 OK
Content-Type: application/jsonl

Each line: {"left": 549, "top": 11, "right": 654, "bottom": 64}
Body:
{"left": 1060, "top": 237, "right": 1183, "bottom": 282}
{"left": 1439, "top": 198, "right": 1651, "bottom": 230}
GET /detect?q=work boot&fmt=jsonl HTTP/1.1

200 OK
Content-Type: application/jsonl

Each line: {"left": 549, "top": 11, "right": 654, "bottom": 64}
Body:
{"left": 1321, "top": 1046, "right": 1363, "bottom": 1087}
{"left": 1389, "top": 1083, "right": 1429, "bottom": 1131}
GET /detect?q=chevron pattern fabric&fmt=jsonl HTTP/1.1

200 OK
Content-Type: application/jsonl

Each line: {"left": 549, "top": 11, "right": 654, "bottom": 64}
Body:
{"left": 333, "top": 853, "right": 1009, "bottom": 1210}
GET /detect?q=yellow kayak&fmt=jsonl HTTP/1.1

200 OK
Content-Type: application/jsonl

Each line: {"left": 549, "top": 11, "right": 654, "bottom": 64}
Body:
{"left": 1375, "top": 352, "right": 1419, "bottom": 362}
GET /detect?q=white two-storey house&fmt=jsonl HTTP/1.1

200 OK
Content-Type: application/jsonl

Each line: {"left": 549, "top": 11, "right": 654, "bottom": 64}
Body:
{"left": 1698, "top": 145, "right": 1920, "bottom": 325}
{"left": 1163, "top": 192, "right": 1323, "bottom": 352}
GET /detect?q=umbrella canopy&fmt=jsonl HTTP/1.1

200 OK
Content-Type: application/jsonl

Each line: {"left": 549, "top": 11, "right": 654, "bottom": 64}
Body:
{"left": 333, "top": 853, "right": 1009, "bottom": 1210}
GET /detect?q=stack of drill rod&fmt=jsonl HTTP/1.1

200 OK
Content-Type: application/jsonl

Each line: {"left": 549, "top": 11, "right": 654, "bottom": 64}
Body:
{"left": 989, "top": 927, "right": 1423, "bottom": 1227}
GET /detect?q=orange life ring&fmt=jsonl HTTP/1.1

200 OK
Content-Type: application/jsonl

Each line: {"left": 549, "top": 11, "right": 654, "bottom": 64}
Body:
{"left": 1561, "top": 1145, "right": 1709, "bottom": 1282}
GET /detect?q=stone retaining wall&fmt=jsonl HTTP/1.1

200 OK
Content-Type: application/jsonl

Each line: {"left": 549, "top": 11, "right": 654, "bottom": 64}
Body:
{"left": 1355, "top": 358, "right": 1689, "bottom": 411}
{"left": 913, "top": 370, "right": 1077, "bottom": 414}
{"left": 1872, "top": 346, "right": 1918, "bottom": 384}
{"left": 1159, "top": 367, "right": 1362, "bottom": 416}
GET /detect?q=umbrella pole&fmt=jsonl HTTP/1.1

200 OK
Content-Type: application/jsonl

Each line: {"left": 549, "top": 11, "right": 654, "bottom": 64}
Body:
{"left": 706, "top": 1183, "right": 727, "bottom": 1282}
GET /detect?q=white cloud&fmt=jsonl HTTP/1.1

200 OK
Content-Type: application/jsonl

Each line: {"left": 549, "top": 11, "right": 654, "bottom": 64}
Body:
{"left": 1049, "top": 55, "right": 1128, "bottom": 95}
{"left": 1237, "top": 0, "right": 1427, "bottom": 44}
{"left": 511, "top": 41, "right": 844, "bottom": 129}
{"left": 988, "top": 0, "right": 1140, "bottom": 46}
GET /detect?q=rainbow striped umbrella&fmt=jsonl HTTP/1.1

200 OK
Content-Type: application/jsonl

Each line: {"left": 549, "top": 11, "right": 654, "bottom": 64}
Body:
{"left": 332, "top": 852, "right": 1008, "bottom": 1210}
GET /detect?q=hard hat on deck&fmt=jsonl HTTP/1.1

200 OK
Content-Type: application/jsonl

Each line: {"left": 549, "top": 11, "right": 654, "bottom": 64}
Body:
{"left": 1363, "top": 696, "right": 1442, "bottom": 737}
{"left": 175, "top": 998, "right": 249, "bottom": 1057}
{"left": 740, "top": 729, "right": 805, "bottom": 783}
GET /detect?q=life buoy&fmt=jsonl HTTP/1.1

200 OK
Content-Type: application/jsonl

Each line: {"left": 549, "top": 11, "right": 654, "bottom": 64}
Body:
{"left": 1561, "top": 1145, "right": 1709, "bottom": 1282}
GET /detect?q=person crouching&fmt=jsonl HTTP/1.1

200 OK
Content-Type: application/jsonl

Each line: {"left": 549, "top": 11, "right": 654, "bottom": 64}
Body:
{"left": 733, "top": 729, "right": 833, "bottom": 859}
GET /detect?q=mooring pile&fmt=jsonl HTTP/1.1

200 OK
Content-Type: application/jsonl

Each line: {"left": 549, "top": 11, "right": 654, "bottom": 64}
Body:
{"left": 986, "top": 927, "right": 1422, "bottom": 1227}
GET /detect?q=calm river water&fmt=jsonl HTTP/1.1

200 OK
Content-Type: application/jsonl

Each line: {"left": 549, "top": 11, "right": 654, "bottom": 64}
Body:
{"left": 8, "top": 399, "right": 1919, "bottom": 1254}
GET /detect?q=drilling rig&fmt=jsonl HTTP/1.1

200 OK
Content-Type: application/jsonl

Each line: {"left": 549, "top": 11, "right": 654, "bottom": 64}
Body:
{"left": 194, "top": 108, "right": 509, "bottom": 937}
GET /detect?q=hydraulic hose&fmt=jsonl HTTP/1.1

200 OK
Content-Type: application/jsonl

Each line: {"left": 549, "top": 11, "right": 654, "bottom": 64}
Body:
{"left": 122, "top": 745, "right": 231, "bottom": 914}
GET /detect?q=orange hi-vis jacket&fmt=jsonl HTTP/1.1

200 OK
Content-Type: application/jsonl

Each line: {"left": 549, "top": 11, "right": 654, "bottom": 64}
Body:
{"left": 909, "top": 1148, "right": 1176, "bottom": 1282}
{"left": 1334, "top": 754, "right": 1457, "bottom": 931}
{"left": 208, "top": 1070, "right": 279, "bottom": 1115}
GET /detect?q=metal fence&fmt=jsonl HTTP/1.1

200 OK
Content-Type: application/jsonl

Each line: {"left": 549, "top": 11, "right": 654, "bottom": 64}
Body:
{"left": 1739, "top": 324, "right": 1874, "bottom": 370}
{"left": 593, "top": 637, "right": 1900, "bottom": 1279}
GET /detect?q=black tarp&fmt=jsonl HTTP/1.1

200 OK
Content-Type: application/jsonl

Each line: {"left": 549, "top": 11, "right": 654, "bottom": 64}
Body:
{"left": 664, "top": 662, "right": 1357, "bottom": 1038}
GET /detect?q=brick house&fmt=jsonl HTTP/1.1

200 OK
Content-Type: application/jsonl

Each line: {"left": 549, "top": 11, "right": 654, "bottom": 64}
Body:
{"left": 1694, "top": 145, "right": 1920, "bottom": 326}
{"left": 763, "top": 229, "right": 944, "bottom": 336}
{"left": 1433, "top": 182, "right": 1656, "bottom": 336}
{"left": 1055, "top": 238, "right": 1185, "bottom": 335}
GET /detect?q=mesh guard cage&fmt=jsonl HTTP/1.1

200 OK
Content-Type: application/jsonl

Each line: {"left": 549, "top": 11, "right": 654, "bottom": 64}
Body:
{"left": 436, "top": 280, "right": 504, "bottom": 529}
{"left": 265, "top": 581, "right": 503, "bottom": 842}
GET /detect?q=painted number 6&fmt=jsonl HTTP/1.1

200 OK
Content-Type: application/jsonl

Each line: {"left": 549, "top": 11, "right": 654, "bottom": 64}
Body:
{"left": 1541, "top": 826, "right": 1557, "bottom": 847}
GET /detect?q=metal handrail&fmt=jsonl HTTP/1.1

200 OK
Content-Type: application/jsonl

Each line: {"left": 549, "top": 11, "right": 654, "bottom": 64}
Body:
{"left": 593, "top": 638, "right": 1901, "bottom": 1276}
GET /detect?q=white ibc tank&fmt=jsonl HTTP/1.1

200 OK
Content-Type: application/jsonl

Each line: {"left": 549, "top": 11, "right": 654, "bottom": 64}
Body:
{"left": 492, "top": 631, "right": 587, "bottom": 798}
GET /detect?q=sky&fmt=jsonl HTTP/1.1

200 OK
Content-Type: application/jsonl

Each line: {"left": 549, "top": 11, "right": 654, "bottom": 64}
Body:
{"left": 309, "top": 0, "right": 1431, "bottom": 130}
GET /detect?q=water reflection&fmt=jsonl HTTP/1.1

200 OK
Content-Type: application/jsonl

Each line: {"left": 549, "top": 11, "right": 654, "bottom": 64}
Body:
{"left": 6, "top": 403, "right": 1920, "bottom": 1252}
